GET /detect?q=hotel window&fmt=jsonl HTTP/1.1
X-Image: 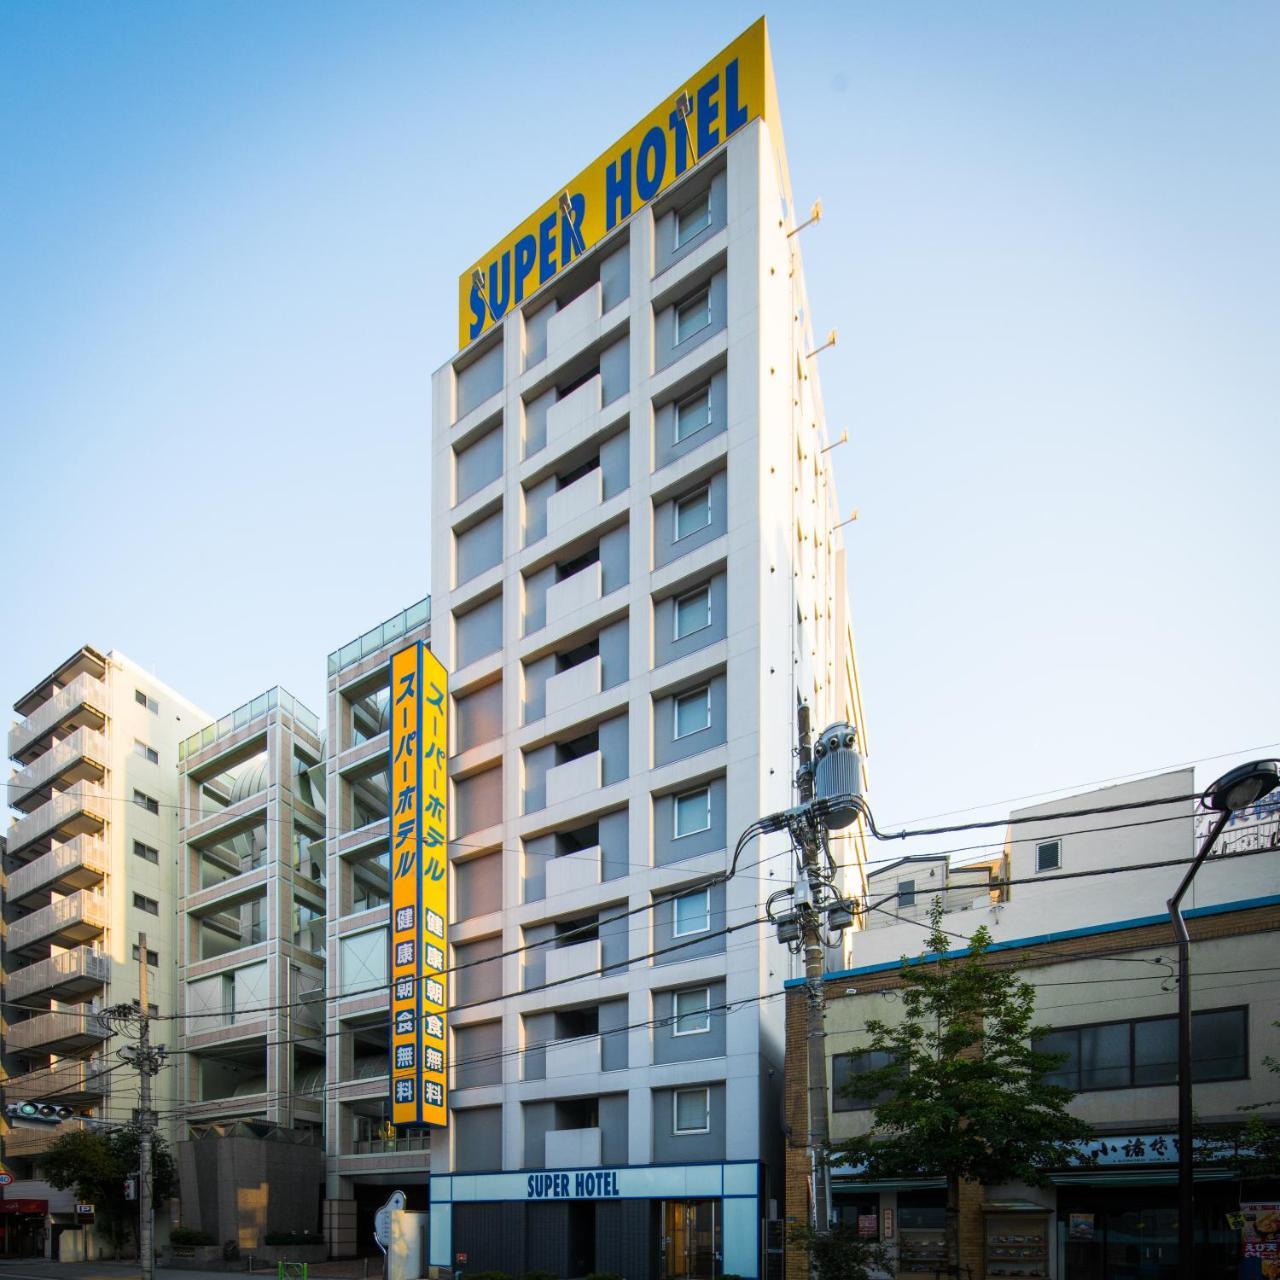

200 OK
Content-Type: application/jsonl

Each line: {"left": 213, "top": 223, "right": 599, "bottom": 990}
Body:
{"left": 131, "top": 944, "right": 160, "bottom": 966}
{"left": 133, "top": 840, "right": 159, "bottom": 865}
{"left": 832, "top": 1050, "right": 897, "bottom": 1111}
{"left": 672, "top": 886, "right": 711, "bottom": 937}
{"left": 674, "top": 385, "right": 712, "bottom": 443}
{"left": 135, "top": 740, "right": 159, "bottom": 764}
{"left": 1036, "top": 840, "right": 1061, "bottom": 872}
{"left": 673, "top": 1086, "right": 711, "bottom": 1134}
{"left": 1034, "top": 1006, "right": 1247, "bottom": 1092}
{"left": 133, "top": 789, "right": 160, "bottom": 815}
{"left": 673, "top": 786, "right": 711, "bottom": 839}
{"left": 673, "top": 987, "right": 711, "bottom": 1036}
{"left": 673, "top": 485, "right": 712, "bottom": 541}
{"left": 674, "top": 189, "right": 712, "bottom": 248}
{"left": 675, "top": 287, "right": 712, "bottom": 344}
{"left": 135, "top": 688, "right": 158, "bottom": 714}
{"left": 674, "top": 686, "right": 711, "bottom": 739}
{"left": 133, "top": 893, "right": 159, "bottom": 916}
{"left": 673, "top": 584, "right": 712, "bottom": 640}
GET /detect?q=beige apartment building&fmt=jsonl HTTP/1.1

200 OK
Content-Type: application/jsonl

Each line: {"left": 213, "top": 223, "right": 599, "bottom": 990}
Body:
{"left": 2, "top": 645, "right": 208, "bottom": 1258}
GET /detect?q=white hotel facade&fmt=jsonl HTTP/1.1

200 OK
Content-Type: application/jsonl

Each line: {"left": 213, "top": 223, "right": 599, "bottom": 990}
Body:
{"left": 427, "top": 32, "right": 866, "bottom": 1278}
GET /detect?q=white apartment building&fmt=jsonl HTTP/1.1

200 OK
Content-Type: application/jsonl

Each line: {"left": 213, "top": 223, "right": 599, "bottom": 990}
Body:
{"left": 3, "top": 645, "right": 208, "bottom": 1259}
{"left": 427, "top": 21, "right": 865, "bottom": 1278}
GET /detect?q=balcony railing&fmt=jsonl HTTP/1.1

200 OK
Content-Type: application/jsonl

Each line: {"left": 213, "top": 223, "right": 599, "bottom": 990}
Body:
{"left": 6, "top": 782, "right": 107, "bottom": 858}
{"left": 4, "top": 1118, "right": 88, "bottom": 1158}
{"left": 353, "top": 1130, "right": 430, "bottom": 1155}
{"left": 179, "top": 687, "right": 320, "bottom": 762}
{"left": 3, "top": 1058, "right": 109, "bottom": 1103}
{"left": 8, "top": 727, "right": 108, "bottom": 810}
{"left": 7, "top": 834, "right": 108, "bottom": 904}
{"left": 8, "top": 673, "right": 107, "bottom": 762}
{"left": 5, "top": 947, "right": 111, "bottom": 1002}
{"left": 5, "top": 1007, "right": 110, "bottom": 1054}
{"left": 7, "top": 890, "right": 109, "bottom": 952}
{"left": 328, "top": 596, "right": 432, "bottom": 676}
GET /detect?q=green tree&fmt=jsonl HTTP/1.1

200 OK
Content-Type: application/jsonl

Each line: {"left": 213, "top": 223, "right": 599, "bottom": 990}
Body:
{"left": 830, "top": 899, "right": 1092, "bottom": 1270}
{"left": 788, "top": 1223, "right": 893, "bottom": 1280}
{"left": 41, "top": 1123, "right": 176, "bottom": 1253}
{"left": 1198, "top": 1018, "right": 1280, "bottom": 1179}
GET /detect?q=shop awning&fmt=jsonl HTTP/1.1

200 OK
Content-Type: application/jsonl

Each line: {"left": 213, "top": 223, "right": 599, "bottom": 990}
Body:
{"left": 1050, "top": 1169, "right": 1239, "bottom": 1187}
{"left": 832, "top": 1177, "right": 947, "bottom": 1192}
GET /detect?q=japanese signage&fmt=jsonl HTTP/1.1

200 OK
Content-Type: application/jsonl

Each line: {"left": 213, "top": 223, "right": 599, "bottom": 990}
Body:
{"left": 458, "top": 18, "right": 776, "bottom": 346}
{"left": 1074, "top": 1133, "right": 1188, "bottom": 1165}
{"left": 1240, "top": 1203, "right": 1280, "bottom": 1272}
{"left": 388, "top": 642, "right": 449, "bottom": 1128}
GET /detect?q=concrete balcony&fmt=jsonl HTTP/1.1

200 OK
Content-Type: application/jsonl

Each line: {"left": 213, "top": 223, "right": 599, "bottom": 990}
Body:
{"left": 4, "top": 1118, "right": 88, "bottom": 1158}
{"left": 8, "top": 673, "right": 106, "bottom": 763}
{"left": 545, "top": 1126, "right": 601, "bottom": 1167}
{"left": 5, "top": 947, "right": 110, "bottom": 1003}
{"left": 545, "top": 1035, "right": 601, "bottom": 1080}
{"left": 545, "top": 938, "right": 601, "bottom": 984}
{"left": 7, "top": 891, "right": 109, "bottom": 952}
{"left": 545, "top": 751, "right": 602, "bottom": 809}
{"left": 8, "top": 727, "right": 108, "bottom": 813}
{"left": 546, "top": 281, "right": 602, "bottom": 362}
{"left": 546, "top": 375, "right": 602, "bottom": 444}
{"left": 7, "top": 835, "right": 108, "bottom": 906}
{"left": 545, "top": 562, "right": 602, "bottom": 622}
{"left": 5, "top": 1007, "right": 109, "bottom": 1055}
{"left": 545, "top": 846, "right": 601, "bottom": 898}
{"left": 545, "top": 656, "right": 602, "bottom": 719}
{"left": 3, "top": 1058, "right": 109, "bottom": 1104}
{"left": 6, "top": 782, "right": 107, "bottom": 859}
{"left": 546, "top": 468, "right": 604, "bottom": 537}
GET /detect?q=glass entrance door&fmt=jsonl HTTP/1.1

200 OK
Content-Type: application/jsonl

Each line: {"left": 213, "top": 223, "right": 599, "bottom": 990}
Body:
{"left": 660, "top": 1200, "right": 721, "bottom": 1280}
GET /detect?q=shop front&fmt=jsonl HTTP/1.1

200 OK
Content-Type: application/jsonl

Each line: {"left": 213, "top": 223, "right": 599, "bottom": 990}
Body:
{"left": 430, "top": 1161, "right": 763, "bottom": 1278}
{"left": 831, "top": 1178, "right": 949, "bottom": 1277}
{"left": 0, "top": 1200, "right": 49, "bottom": 1258}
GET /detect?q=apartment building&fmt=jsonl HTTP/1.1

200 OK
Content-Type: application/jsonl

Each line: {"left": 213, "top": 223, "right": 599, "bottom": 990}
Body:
{"left": 784, "top": 769, "right": 1280, "bottom": 1280}
{"left": 172, "top": 687, "right": 327, "bottom": 1247}
{"left": 322, "top": 597, "right": 433, "bottom": 1257}
{"left": 2, "top": 645, "right": 207, "bottom": 1258}
{"left": 427, "top": 21, "right": 865, "bottom": 1278}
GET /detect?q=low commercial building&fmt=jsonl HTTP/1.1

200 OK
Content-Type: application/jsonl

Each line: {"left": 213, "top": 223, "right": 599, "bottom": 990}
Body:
{"left": 784, "top": 770, "right": 1280, "bottom": 1280}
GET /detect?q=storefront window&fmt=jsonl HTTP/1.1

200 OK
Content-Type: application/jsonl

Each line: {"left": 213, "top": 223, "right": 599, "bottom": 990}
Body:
{"left": 898, "top": 1188, "right": 947, "bottom": 1272}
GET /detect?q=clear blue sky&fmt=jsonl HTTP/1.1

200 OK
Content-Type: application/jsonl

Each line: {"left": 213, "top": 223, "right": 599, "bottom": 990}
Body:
{"left": 3, "top": 1, "right": 1278, "bottom": 852}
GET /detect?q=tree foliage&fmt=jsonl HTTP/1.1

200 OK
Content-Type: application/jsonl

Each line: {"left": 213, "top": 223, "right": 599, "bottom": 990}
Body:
{"left": 41, "top": 1124, "right": 176, "bottom": 1248}
{"left": 788, "top": 1224, "right": 892, "bottom": 1280}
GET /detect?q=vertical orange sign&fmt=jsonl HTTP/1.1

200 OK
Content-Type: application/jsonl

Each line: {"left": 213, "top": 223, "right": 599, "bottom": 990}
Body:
{"left": 388, "top": 642, "right": 449, "bottom": 1128}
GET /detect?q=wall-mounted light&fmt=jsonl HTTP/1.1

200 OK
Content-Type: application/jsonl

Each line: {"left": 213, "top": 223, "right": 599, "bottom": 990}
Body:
{"left": 787, "top": 199, "right": 823, "bottom": 238}
{"left": 471, "top": 268, "right": 498, "bottom": 324}
{"left": 673, "top": 91, "right": 697, "bottom": 167}
{"left": 558, "top": 191, "right": 585, "bottom": 256}
{"left": 806, "top": 329, "right": 837, "bottom": 359}
{"left": 820, "top": 430, "right": 849, "bottom": 455}
{"left": 833, "top": 508, "right": 859, "bottom": 530}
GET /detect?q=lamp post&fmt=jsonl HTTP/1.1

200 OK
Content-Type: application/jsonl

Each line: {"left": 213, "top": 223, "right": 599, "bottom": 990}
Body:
{"left": 1169, "top": 759, "right": 1280, "bottom": 1280}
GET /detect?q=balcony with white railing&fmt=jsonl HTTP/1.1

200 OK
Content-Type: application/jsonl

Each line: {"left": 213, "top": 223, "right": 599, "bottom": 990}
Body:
{"left": 545, "top": 1035, "right": 601, "bottom": 1079}
{"left": 5, "top": 947, "right": 110, "bottom": 1003}
{"left": 8, "top": 727, "right": 108, "bottom": 812}
{"left": 545, "top": 1127, "right": 601, "bottom": 1166}
{"left": 545, "top": 846, "right": 602, "bottom": 898}
{"left": 7, "top": 835, "right": 108, "bottom": 906}
{"left": 6, "top": 782, "right": 107, "bottom": 858}
{"left": 5, "top": 1007, "right": 109, "bottom": 1055}
{"left": 545, "top": 751, "right": 602, "bottom": 809}
{"left": 8, "top": 673, "right": 107, "bottom": 763}
{"left": 3, "top": 1057, "right": 109, "bottom": 1104}
{"left": 545, "top": 938, "right": 601, "bottom": 984}
{"left": 7, "top": 891, "right": 109, "bottom": 952}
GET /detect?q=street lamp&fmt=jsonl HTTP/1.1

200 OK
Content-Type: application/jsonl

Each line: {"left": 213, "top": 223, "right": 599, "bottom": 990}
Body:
{"left": 1170, "top": 759, "right": 1280, "bottom": 1280}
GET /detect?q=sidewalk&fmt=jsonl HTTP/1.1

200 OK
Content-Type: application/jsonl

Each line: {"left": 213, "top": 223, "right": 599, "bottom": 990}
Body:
{"left": 0, "top": 1260, "right": 385, "bottom": 1280}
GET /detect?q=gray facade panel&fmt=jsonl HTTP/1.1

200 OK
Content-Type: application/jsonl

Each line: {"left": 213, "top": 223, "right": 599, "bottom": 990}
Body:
{"left": 653, "top": 571, "right": 727, "bottom": 667}
{"left": 522, "top": 564, "right": 554, "bottom": 637}
{"left": 522, "top": 474, "right": 555, "bottom": 547}
{"left": 599, "top": 525, "right": 630, "bottom": 596}
{"left": 653, "top": 468, "right": 728, "bottom": 570}
{"left": 453, "top": 1104, "right": 504, "bottom": 1171}
{"left": 600, "top": 618, "right": 629, "bottom": 691}
{"left": 599, "top": 1092, "right": 629, "bottom": 1165}
{"left": 522, "top": 653, "right": 555, "bottom": 725}
{"left": 651, "top": 1083, "right": 726, "bottom": 1163}
{"left": 600, "top": 997, "right": 629, "bottom": 1072}
{"left": 652, "top": 879, "right": 727, "bottom": 966}
{"left": 454, "top": 420, "right": 503, "bottom": 503}
{"left": 600, "top": 428, "right": 630, "bottom": 499}
{"left": 600, "top": 907, "right": 628, "bottom": 972}
{"left": 599, "top": 242, "right": 629, "bottom": 312}
{"left": 654, "top": 367, "right": 728, "bottom": 471}
{"left": 455, "top": 594, "right": 503, "bottom": 667}
{"left": 652, "top": 980, "right": 727, "bottom": 1064}
{"left": 654, "top": 775, "right": 727, "bottom": 867}
{"left": 454, "top": 935, "right": 503, "bottom": 1005}
{"left": 455, "top": 764, "right": 503, "bottom": 836}
{"left": 653, "top": 673, "right": 728, "bottom": 768}
{"left": 455, "top": 679, "right": 503, "bottom": 753}
{"left": 455, "top": 850, "right": 502, "bottom": 920}
{"left": 655, "top": 270, "right": 727, "bottom": 372}
{"left": 600, "top": 335, "right": 630, "bottom": 405}
{"left": 522, "top": 1100, "right": 554, "bottom": 1168}
{"left": 454, "top": 1020, "right": 503, "bottom": 1089}
{"left": 523, "top": 387, "right": 554, "bottom": 459}
{"left": 455, "top": 509, "right": 503, "bottom": 585}
{"left": 456, "top": 341, "right": 503, "bottom": 418}
{"left": 599, "top": 713, "right": 629, "bottom": 787}
{"left": 599, "top": 807, "right": 629, "bottom": 882}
